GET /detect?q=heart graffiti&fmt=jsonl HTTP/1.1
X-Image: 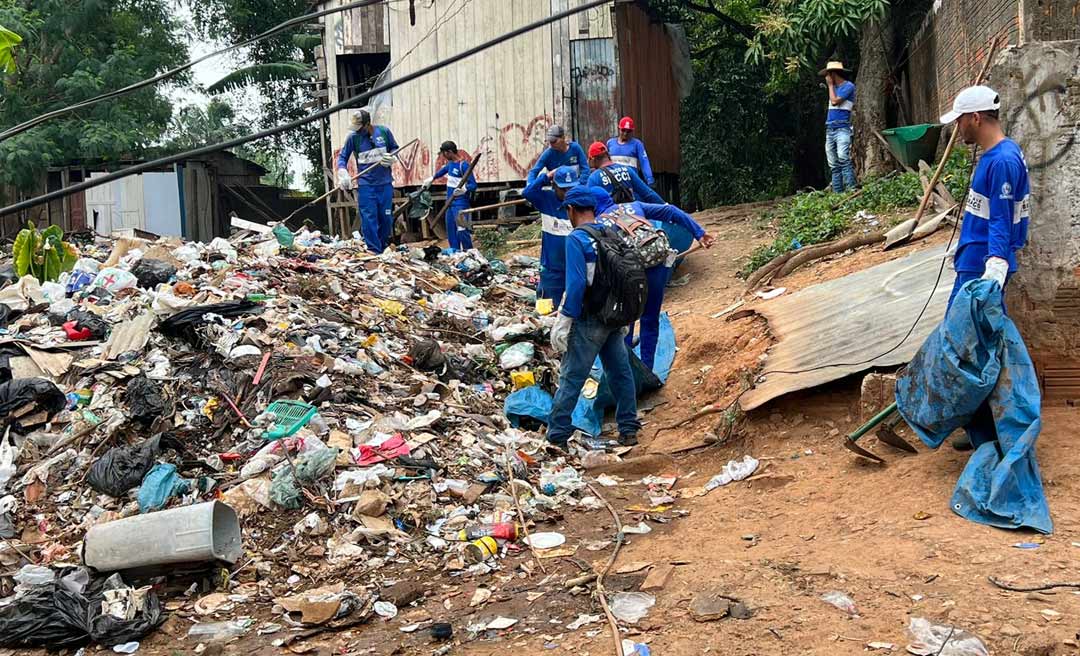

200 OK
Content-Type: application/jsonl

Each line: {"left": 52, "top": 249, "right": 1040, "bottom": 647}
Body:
{"left": 499, "top": 115, "right": 553, "bottom": 178}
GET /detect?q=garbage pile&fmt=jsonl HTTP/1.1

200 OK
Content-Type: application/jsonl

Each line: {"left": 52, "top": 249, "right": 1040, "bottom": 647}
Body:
{"left": 0, "top": 226, "right": 614, "bottom": 651}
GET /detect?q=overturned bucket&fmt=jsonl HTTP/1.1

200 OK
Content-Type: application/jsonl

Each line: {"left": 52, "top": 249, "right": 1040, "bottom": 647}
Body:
{"left": 83, "top": 501, "right": 242, "bottom": 572}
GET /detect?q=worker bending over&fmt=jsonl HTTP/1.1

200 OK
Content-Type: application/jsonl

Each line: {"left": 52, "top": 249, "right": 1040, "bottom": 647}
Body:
{"left": 940, "top": 85, "right": 1030, "bottom": 310}
{"left": 336, "top": 109, "right": 400, "bottom": 253}
{"left": 522, "top": 166, "right": 614, "bottom": 308}
{"left": 424, "top": 141, "right": 477, "bottom": 252}
{"left": 527, "top": 125, "right": 590, "bottom": 185}
{"left": 606, "top": 116, "right": 654, "bottom": 186}
{"left": 586, "top": 141, "right": 663, "bottom": 204}
{"left": 546, "top": 187, "right": 640, "bottom": 449}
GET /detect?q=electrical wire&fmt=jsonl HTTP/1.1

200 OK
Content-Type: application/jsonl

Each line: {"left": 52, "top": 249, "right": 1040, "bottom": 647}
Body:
{"left": 0, "top": 0, "right": 388, "bottom": 143}
{"left": 0, "top": 0, "right": 611, "bottom": 217}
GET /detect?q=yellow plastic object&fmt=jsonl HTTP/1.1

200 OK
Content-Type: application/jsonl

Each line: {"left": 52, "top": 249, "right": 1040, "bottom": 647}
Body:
{"left": 361, "top": 334, "right": 378, "bottom": 348}
{"left": 535, "top": 298, "right": 554, "bottom": 315}
{"left": 582, "top": 378, "right": 599, "bottom": 399}
{"left": 510, "top": 370, "right": 535, "bottom": 389}
{"left": 374, "top": 299, "right": 404, "bottom": 316}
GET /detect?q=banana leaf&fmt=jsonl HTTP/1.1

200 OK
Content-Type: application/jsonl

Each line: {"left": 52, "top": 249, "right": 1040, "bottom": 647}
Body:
{"left": 43, "top": 234, "right": 63, "bottom": 282}
{"left": 12, "top": 225, "right": 32, "bottom": 277}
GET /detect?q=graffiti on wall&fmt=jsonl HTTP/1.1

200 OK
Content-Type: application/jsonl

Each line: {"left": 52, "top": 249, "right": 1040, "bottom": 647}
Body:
{"left": 1008, "top": 74, "right": 1077, "bottom": 171}
{"left": 498, "top": 115, "right": 553, "bottom": 178}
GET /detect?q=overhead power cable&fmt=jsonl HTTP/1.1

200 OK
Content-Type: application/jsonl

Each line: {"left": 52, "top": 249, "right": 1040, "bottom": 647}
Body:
{"left": 0, "top": 0, "right": 610, "bottom": 217}
{"left": 0, "top": 0, "right": 386, "bottom": 142}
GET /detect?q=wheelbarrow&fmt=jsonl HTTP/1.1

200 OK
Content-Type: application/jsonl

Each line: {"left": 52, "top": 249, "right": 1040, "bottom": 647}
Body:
{"left": 843, "top": 401, "right": 919, "bottom": 464}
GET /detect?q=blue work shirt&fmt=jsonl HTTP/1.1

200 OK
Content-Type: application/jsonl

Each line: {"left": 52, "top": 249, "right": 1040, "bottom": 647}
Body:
{"left": 527, "top": 141, "right": 590, "bottom": 185}
{"left": 433, "top": 158, "right": 477, "bottom": 198}
{"left": 588, "top": 163, "right": 663, "bottom": 204}
{"left": 605, "top": 137, "right": 654, "bottom": 185}
{"left": 522, "top": 177, "right": 612, "bottom": 278}
{"left": 336, "top": 126, "right": 399, "bottom": 187}
{"left": 562, "top": 201, "right": 704, "bottom": 319}
{"left": 955, "top": 138, "right": 1030, "bottom": 274}
{"left": 826, "top": 81, "right": 856, "bottom": 128}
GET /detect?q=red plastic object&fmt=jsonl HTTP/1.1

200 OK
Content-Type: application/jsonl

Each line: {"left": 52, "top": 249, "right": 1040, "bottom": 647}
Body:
{"left": 62, "top": 321, "right": 92, "bottom": 341}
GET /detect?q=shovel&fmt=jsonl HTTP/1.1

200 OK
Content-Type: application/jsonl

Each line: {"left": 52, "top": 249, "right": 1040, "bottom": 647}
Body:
{"left": 843, "top": 401, "right": 918, "bottom": 464}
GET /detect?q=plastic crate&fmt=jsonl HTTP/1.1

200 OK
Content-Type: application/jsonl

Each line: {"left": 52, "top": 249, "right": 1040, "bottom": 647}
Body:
{"left": 263, "top": 400, "right": 318, "bottom": 440}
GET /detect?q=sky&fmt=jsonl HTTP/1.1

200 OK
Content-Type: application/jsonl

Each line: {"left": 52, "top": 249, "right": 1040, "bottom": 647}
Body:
{"left": 166, "top": 6, "right": 310, "bottom": 189}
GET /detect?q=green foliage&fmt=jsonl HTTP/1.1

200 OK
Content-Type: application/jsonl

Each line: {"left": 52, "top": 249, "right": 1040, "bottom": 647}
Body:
{"left": 207, "top": 62, "right": 314, "bottom": 94}
{"left": 741, "top": 147, "right": 973, "bottom": 275}
{"left": 0, "top": 2, "right": 187, "bottom": 192}
{"left": 0, "top": 24, "right": 21, "bottom": 74}
{"left": 14, "top": 222, "right": 77, "bottom": 283}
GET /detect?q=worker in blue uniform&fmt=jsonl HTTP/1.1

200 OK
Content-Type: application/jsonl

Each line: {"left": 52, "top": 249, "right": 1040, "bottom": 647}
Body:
{"left": 586, "top": 141, "right": 663, "bottom": 204}
{"left": 423, "top": 141, "right": 477, "bottom": 252}
{"left": 527, "top": 125, "right": 590, "bottom": 185}
{"left": 939, "top": 85, "right": 1030, "bottom": 312}
{"left": 522, "top": 165, "right": 614, "bottom": 308}
{"left": 601, "top": 200, "right": 713, "bottom": 370}
{"left": 547, "top": 186, "right": 640, "bottom": 449}
{"left": 336, "top": 109, "right": 400, "bottom": 253}
{"left": 606, "top": 116, "right": 654, "bottom": 186}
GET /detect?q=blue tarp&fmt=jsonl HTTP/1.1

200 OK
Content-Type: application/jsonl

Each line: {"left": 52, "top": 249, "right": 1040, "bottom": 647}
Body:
{"left": 896, "top": 279, "right": 1052, "bottom": 533}
{"left": 572, "top": 313, "right": 676, "bottom": 436}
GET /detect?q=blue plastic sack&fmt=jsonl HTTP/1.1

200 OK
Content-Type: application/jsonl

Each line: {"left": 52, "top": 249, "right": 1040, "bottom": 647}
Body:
{"left": 896, "top": 279, "right": 1052, "bottom": 533}
{"left": 137, "top": 463, "right": 190, "bottom": 513}
{"left": 571, "top": 314, "right": 675, "bottom": 436}
{"left": 504, "top": 386, "right": 553, "bottom": 428}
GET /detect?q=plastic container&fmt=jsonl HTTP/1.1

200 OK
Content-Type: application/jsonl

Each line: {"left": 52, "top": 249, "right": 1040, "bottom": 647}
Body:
{"left": 881, "top": 123, "right": 944, "bottom": 169}
{"left": 263, "top": 400, "right": 318, "bottom": 440}
{"left": 458, "top": 523, "right": 519, "bottom": 541}
{"left": 83, "top": 501, "right": 242, "bottom": 571}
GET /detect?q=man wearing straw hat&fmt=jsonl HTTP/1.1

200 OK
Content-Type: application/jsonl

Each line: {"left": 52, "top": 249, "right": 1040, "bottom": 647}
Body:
{"left": 820, "top": 61, "right": 858, "bottom": 193}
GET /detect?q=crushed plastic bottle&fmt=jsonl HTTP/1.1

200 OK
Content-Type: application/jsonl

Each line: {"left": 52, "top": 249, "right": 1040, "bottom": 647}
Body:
{"left": 187, "top": 620, "right": 252, "bottom": 642}
{"left": 906, "top": 617, "right": 990, "bottom": 656}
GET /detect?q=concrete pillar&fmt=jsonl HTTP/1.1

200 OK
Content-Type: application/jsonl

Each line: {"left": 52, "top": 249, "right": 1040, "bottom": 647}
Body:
{"left": 991, "top": 41, "right": 1080, "bottom": 402}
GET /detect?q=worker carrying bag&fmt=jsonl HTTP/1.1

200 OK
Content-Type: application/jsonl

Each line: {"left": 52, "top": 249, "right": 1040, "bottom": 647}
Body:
{"left": 580, "top": 225, "right": 649, "bottom": 327}
{"left": 599, "top": 204, "right": 672, "bottom": 269}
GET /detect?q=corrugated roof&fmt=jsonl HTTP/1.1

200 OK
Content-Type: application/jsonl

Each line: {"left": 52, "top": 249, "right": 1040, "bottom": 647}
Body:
{"left": 740, "top": 244, "right": 956, "bottom": 410}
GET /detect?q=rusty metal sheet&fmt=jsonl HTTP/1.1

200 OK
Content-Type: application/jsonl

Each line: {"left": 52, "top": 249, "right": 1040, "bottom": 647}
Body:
{"left": 740, "top": 244, "right": 956, "bottom": 411}
{"left": 570, "top": 38, "right": 618, "bottom": 147}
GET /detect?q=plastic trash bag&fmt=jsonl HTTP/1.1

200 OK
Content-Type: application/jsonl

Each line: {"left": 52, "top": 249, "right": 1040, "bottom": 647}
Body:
{"left": 503, "top": 386, "right": 553, "bottom": 428}
{"left": 92, "top": 268, "right": 137, "bottom": 293}
{"left": 0, "top": 572, "right": 163, "bottom": 648}
{"left": 86, "top": 434, "right": 182, "bottom": 498}
{"left": 409, "top": 339, "right": 447, "bottom": 372}
{"left": 130, "top": 259, "right": 177, "bottom": 289}
{"left": 65, "top": 309, "right": 110, "bottom": 340}
{"left": 0, "top": 378, "right": 65, "bottom": 419}
{"left": 124, "top": 376, "right": 168, "bottom": 424}
{"left": 609, "top": 592, "right": 655, "bottom": 624}
{"left": 499, "top": 342, "right": 534, "bottom": 370}
{"left": 270, "top": 447, "right": 338, "bottom": 509}
{"left": 273, "top": 224, "right": 295, "bottom": 247}
{"left": 157, "top": 300, "right": 264, "bottom": 346}
{"left": 704, "top": 456, "right": 760, "bottom": 490}
{"left": 906, "top": 617, "right": 989, "bottom": 656}
{"left": 0, "top": 304, "right": 21, "bottom": 330}
{"left": 137, "top": 463, "right": 190, "bottom": 513}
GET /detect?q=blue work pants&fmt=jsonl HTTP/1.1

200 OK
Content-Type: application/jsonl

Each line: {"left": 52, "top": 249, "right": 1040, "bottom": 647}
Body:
{"left": 357, "top": 183, "right": 394, "bottom": 253}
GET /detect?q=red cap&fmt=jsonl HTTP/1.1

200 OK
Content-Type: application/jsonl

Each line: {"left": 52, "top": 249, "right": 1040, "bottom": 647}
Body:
{"left": 619, "top": 116, "right": 635, "bottom": 131}
{"left": 587, "top": 141, "right": 608, "bottom": 159}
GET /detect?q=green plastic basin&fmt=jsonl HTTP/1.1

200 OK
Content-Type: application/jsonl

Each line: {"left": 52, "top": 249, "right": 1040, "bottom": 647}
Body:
{"left": 881, "top": 123, "right": 944, "bottom": 169}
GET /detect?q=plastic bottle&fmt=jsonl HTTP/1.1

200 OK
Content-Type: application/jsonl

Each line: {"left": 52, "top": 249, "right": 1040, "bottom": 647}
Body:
{"left": 458, "top": 522, "right": 519, "bottom": 541}
{"left": 187, "top": 620, "right": 251, "bottom": 642}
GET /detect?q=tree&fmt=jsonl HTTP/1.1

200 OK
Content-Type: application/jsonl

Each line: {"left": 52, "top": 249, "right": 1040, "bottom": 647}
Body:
{"left": 0, "top": 1, "right": 189, "bottom": 193}
{"left": 0, "top": 25, "right": 21, "bottom": 74}
{"left": 185, "top": 0, "right": 321, "bottom": 193}
{"left": 164, "top": 99, "right": 244, "bottom": 151}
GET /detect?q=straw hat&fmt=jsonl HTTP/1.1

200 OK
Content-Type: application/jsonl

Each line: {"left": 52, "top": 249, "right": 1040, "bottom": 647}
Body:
{"left": 818, "top": 61, "right": 851, "bottom": 76}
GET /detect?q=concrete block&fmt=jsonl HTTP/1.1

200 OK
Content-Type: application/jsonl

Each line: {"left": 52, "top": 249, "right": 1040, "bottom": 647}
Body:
{"left": 860, "top": 372, "right": 897, "bottom": 422}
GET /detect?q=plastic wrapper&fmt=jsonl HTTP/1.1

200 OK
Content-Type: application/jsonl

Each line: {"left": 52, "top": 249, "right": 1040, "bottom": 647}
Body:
{"left": 0, "top": 378, "right": 65, "bottom": 420}
{"left": 907, "top": 617, "right": 989, "bottom": 656}
{"left": 86, "top": 434, "right": 182, "bottom": 498}
{"left": 137, "top": 463, "right": 190, "bottom": 512}
{"left": 498, "top": 342, "right": 534, "bottom": 370}
{"left": 609, "top": 592, "right": 655, "bottom": 624}
{"left": 130, "top": 259, "right": 177, "bottom": 289}
{"left": 270, "top": 447, "right": 338, "bottom": 509}
{"left": 820, "top": 591, "right": 858, "bottom": 615}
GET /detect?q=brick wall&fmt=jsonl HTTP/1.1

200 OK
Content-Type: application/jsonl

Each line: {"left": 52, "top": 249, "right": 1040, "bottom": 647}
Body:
{"left": 905, "top": 0, "right": 1079, "bottom": 124}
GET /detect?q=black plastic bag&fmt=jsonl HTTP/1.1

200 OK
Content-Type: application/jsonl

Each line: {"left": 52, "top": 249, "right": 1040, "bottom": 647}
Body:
{"left": 0, "top": 304, "right": 20, "bottom": 330}
{"left": 158, "top": 300, "right": 263, "bottom": 345}
{"left": 86, "top": 433, "right": 182, "bottom": 497}
{"left": 0, "top": 264, "right": 16, "bottom": 288}
{"left": 125, "top": 376, "right": 168, "bottom": 423}
{"left": 130, "top": 258, "right": 177, "bottom": 289}
{"left": 0, "top": 573, "right": 164, "bottom": 648}
{"left": 0, "top": 378, "right": 65, "bottom": 418}
{"left": 409, "top": 338, "right": 447, "bottom": 372}
{"left": 65, "top": 309, "right": 110, "bottom": 340}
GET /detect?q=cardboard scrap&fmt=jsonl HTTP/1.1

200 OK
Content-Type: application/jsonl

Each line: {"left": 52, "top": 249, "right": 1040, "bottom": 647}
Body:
{"left": 641, "top": 563, "right": 675, "bottom": 591}
{"left": 275, "top": 583, "right": 345, "bottom": 625}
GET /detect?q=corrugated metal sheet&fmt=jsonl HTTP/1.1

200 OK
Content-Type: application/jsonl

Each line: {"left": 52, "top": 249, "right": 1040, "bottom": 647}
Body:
{"left": 615, "top": 2, "right": 680, "bottom": 174}
{"left": 740, "top": 244, "right": 956, "bottom": 411}
{"left": 570, "top": 38, "right": 618, "bottom": 147}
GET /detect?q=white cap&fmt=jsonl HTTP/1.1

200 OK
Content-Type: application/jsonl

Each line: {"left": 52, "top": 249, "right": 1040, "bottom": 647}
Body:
{"left": 939, "top": 86, "right": 1001, "bottom": 124}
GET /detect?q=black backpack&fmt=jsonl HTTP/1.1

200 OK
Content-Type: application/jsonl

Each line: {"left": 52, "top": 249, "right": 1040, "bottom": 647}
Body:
{"left": 579, "top": 225, "right": 649, "bottom": 327}
{"left": 600, "top": 167, "right": 635, "bottom": 203}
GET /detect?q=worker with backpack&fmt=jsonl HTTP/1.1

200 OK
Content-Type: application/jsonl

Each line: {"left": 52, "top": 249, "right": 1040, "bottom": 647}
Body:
{"left": 546, "top": 186, "right": 645, "bottom": 449}
{"left": 586, "top": 142, "right": 663, "bottom": 204}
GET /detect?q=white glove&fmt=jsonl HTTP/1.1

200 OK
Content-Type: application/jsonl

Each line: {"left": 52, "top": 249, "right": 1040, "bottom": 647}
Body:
{"left": 380, "top": 153, "right": 396, "bottom": 168}
{"left": 551, "top": 313, "right": 573, "bottom": 353}
{"left": 981, "top": 256, "right": 1009, "bottom": 288}
{"left": 421, "top": 176, "right": 434, "bottom": 189}
{"left": 336, "top": 169, "right": 351, "bottom": 191}
{"left": 452, "top": 186, "right": 467, "bottom": 198}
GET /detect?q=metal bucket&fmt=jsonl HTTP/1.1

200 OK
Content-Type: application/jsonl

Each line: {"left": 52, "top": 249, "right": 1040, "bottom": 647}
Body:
{"left": 83, "top": 501, "right": 242, "bottom": 572}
